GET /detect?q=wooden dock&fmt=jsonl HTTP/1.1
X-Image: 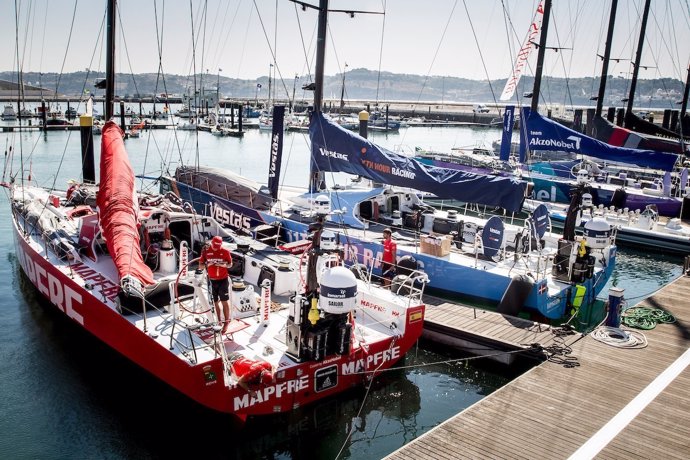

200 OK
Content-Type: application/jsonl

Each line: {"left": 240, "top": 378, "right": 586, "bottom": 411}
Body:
{"left": 390, "top": 274, "right": 690, "bottom": 459}
{"left": 421, "top": 295, "right": 558, "bottom": 365}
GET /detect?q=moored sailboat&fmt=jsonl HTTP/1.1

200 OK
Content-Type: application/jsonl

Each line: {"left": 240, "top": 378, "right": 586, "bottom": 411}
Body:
{"left": 2, "top": 0, "right": 426, "bottom": 421}
{"left": 162, "top": 0, "right": 617, "bottom": 324}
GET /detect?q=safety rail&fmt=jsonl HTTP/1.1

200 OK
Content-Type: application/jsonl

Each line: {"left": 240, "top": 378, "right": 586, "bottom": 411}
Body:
{"left": 166, "top": 316, "right": 222, "bottom": 365}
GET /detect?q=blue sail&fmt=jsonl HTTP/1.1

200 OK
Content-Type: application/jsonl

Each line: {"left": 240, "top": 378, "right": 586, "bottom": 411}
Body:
{"left": 267, "top": 105, "right": 285, "bottom": 200}
{"left": 309, "top": 112, "right": 527, "bottom": 212}
{"left": 522, "top": 107, "right": 678, "bottom": 171}
{"left": 499, "top": 106, "right": 515, "bottom": 162}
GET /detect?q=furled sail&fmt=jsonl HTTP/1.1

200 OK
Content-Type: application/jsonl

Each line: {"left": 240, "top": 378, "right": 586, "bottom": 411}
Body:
{"left": 592, "top": 114, "right": 688, "bottom": 155}
{"left": 97, "top": 121, "right": 154, "bottom": 288}
{"left": 521, "top": 108, "right": 679, "bottom": 171}
{"left": 309, "top": 112, "right": 527, "bottom": 213}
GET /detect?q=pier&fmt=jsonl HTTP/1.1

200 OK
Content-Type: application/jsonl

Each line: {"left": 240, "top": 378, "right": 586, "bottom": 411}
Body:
{"left": 390, "top": 273, "right": 690, "bottom": 459}
{"left": 421, "top": 296, "right": 556, "bottom": 365}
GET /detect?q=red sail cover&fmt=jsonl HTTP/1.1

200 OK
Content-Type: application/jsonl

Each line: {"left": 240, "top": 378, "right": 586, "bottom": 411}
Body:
{"left": 97, "top": 121, "right": 155, "bottom": 286}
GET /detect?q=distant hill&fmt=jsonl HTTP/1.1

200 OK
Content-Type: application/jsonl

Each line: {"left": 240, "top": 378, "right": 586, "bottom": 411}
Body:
{"left": 0, "top": 69, "right": 684, "bottom": 107}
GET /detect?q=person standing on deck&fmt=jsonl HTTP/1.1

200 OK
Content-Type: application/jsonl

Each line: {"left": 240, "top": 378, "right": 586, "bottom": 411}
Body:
{"left": 381, "top": 228, "right": 397, "bottom": 287}
{"left": 199, "top": 236, "right": 233, "bottom": 334}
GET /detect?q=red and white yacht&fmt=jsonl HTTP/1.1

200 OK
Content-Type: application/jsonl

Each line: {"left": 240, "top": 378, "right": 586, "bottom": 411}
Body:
{"left": 5, "top": 122, "right": 426, "bottom": 420}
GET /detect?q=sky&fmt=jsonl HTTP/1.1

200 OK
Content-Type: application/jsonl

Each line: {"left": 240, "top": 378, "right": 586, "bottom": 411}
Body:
{"left": 1, "top": 0, "right": 689, "bottom": 84}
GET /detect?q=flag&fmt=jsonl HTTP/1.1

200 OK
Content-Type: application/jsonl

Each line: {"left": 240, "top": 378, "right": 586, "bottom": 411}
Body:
{"left": 500, "top": 2, "right": 544, "bottom": 101}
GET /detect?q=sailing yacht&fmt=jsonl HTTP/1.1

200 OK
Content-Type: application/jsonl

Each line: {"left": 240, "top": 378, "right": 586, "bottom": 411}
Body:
{"left": 162, "top": 1, "right": 617, "bottom": 324}
{"left": 3, "top": 0, "right": 426, "bottom": 421}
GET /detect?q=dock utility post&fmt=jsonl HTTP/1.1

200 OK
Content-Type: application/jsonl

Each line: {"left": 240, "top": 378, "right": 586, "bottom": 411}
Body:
{"left": 605, "top": 287, "right": 625, "bottom": 328}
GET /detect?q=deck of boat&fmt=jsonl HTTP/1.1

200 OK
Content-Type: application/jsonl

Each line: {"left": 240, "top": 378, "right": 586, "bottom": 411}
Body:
{"left": 389, "top": 273, "right": 690, "bottom": 459}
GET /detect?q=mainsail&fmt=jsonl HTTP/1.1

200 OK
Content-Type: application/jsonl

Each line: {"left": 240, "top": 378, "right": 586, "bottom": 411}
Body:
{"left": 97, "top": 121, "right": 154, "bottom": 287}
{"left": 309, "top": 112, "right": 527, "bottom": 213}
{"left": 521, "top": 108, "right": 679, "bottom": 171}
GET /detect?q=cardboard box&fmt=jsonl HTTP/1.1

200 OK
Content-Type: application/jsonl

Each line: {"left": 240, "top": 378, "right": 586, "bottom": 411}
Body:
{"left": 420, "top": 234, "right": 451, "bottom": 257}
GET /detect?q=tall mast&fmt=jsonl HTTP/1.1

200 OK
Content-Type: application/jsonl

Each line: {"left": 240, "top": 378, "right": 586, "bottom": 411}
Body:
{"left": 313, "top": 0, "right": 328, "bottom": 114}
{"left": 625, "top": 0, "right": 651, "bottom": 125}
{"left": 680, "top": 64, "right": 690, "bottom": 122}
{"left": 309, "top": 0, "right": 328, "bottom": 193}
{"left": 595, "top": 0, "right": 618, "bottom": 118}
{"left": 530, "top": 0, "right": 552, "bottom": 113}
{"left": 105, "top": 0, "right": 116, "bottom": 120}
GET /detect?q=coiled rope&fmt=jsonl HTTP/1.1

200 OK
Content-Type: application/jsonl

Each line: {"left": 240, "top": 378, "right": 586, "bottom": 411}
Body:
{"left": 591, "top": 326, "right": 648, "bottom": 349}
{"left": 621, "top": 306, "right": 676, "bottom": 330}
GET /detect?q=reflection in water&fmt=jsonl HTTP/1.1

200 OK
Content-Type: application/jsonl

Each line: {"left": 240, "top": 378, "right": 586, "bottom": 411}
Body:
{"left": 604, "top": 248, "right": 683, "bottom": 304}
{"left": 8, "top": 266, "right": 513, "bottom": 459}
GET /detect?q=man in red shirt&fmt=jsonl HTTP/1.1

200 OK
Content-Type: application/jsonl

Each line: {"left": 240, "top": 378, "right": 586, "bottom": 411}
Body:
{"left": 228, "top": 352, "right": 274, "bottom": 394}
{"left": 199, "top": 236, "right": 233, "bottom": 334}
{"left": 381, "top": 228, "right": 397, "bottom": 287}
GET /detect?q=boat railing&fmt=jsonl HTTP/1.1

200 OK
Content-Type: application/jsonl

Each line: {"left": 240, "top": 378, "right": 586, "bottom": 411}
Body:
{"left": 390, "top": 269, "right": 429, "bottom": 304}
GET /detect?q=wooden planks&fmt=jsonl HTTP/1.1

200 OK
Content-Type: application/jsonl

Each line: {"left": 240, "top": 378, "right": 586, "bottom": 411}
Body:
{"left": 422, "top": 295, "right": 557, "bottom": 352}
{"left": 389, "top": 275, "right": 690, "bottom": 459}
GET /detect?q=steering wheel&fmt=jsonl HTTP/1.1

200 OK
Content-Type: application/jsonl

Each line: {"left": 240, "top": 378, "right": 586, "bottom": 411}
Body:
{"left": 174, "top": 256, "right": 213, "bottom": 315}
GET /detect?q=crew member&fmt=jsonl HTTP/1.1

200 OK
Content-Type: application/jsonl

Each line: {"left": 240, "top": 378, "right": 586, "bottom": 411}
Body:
{"left": 228, "top": 352, "right": 274, "bottom": 393}
{"left": 381, "top": 228, "right": 397, "bottom": 287}
{"left": 199, "top": 236, "right": 233, "bottom": 334}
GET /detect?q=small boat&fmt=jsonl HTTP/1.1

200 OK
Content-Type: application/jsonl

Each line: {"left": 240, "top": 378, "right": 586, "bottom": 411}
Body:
{"left": 176, "top": 104, "right": 196, "bottom": 118}
{"left": 525, "top": 197, "right": 690, "bottom": 255}
{"left": 177, "top": 119, "right": 197, "bottom": 131}
{"left": 2, "top": 104, "right": 17, "bottom": 120}
{"left": 43, "top": 115, "right": 72, "bottom": 127}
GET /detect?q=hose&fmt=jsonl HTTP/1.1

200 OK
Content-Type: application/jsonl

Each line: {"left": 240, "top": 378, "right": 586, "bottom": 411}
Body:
{"left": 621, "top": 306, "right": 676, "bottom": 330}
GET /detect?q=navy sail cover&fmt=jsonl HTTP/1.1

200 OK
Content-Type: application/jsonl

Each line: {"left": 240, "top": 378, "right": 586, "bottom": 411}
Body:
{"left": 521, "top": 108, "right": 678, "bottom": 171}
{"left": 309, "top": 112, "right": 527, "bottom": 213}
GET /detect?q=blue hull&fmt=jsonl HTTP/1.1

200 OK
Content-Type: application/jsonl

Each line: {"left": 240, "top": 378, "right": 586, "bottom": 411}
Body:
{"left": 163, "top": 179, "right": 615, "bottom": 320}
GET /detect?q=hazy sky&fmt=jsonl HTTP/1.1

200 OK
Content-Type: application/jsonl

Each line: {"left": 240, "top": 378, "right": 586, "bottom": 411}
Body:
{"left": 2, "top": 0, "right": 689, "bottom": 84}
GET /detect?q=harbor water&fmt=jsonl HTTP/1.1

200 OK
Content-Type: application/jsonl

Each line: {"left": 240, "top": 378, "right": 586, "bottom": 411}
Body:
{"left": 0, "top": 123, "right": 683, "bottom": 458}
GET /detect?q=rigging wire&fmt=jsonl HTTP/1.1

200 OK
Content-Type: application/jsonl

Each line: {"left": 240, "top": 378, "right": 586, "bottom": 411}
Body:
{"left": 461, "top": 0, "right": 500, "bottom": 113}
{"left": 403, "top": 1, "right": 459, "bottom": 118}
{"left": 53, "top": 0, "right": 79, "bottom": 106}
{"left": 373, "top": 0, "right": 387, "bottom": 107}
{"left": 234, "top": 3, "right": 255, "bottom": 85}
{"left": 152, "top": 0, "right": 183, "bottom": 175}
{"left": 14, "top": 0, "right": 24, "bottom": 202}
{"left": 644, "top": 1, "right": 688, "bottom": 108}
{"left": 293, "top": 1, "right": 314, "bottom": 82}
{"left": 251, "top": 0, "right": 292, "bottom": 102}
{"left": 189, "top": 0, "right": 200, "bottom": 171}
{"left": 38, "top": 0, "right": 48, "bottom": 86}
{"left": 499, "top": 0, "right": 541, "bottom": 115}
{"left": 116, "top": 7, "right": 143, "bottom": 111}
{"left": 588, "top": 0, "right": 611, "bottom": 102}
{"left": 209, "top": 1, "right": 238, "bottom": 70}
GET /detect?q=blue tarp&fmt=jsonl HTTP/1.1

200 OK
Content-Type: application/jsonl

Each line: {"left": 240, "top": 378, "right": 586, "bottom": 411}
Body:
{"left": 521, "top": 108, "right": 678, "bottom": 171}
{"left": 309, "top": 112, "right": 527, "bottom": 213}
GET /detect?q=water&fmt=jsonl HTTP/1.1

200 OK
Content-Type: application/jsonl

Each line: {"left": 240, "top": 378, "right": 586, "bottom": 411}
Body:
{"left": 0, "top": 125, "right": 682, "bottom": 459}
